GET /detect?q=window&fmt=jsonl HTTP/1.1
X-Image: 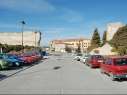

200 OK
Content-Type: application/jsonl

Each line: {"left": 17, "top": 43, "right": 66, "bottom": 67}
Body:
{"left": 105, "top": 59, "right": 112, "bottom": 65}
{"left": 115, "top": 58, "right": 127, "bottom": 66}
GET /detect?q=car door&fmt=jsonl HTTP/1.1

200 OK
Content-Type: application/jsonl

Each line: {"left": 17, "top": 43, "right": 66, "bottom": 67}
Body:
{"left": 105, "top": 58, "right": 113, "bottom": 73}
{"left": 101, "top": 58, "right": 106, "bottom": 71}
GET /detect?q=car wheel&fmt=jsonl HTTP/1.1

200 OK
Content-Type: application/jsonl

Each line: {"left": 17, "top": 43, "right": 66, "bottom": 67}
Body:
{"left": 110, "top": 73, "right": 116, "bottom": 81}
{"left": 86, "top": 63, "right": 89, "bottom": 66}
{"left": 77, "top": 59, "right": 80, "bottom": 61}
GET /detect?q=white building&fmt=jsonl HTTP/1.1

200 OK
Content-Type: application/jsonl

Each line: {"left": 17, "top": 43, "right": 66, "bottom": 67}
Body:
{"left": 106, "top": 22, "right": 124, "bottom": 41}
{"left": 50, "top": 38, "right": 91, "bottom": 53}
{"left": 54, "top": 43, "right": 66, "bottom": 52}
{"left": 0, "top": 31, "right": 41, "bottom": 46}
{"left": 90, "top": 43, "right": 117, "bottom": 55}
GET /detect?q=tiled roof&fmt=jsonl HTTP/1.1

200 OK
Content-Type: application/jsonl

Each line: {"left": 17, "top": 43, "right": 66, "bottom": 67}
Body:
{"left": 52, "top": 38, "right": 90, "bottom": 43}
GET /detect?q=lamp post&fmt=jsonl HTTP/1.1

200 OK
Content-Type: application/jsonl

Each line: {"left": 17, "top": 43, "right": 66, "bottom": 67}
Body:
{"left": 34, "top": 31, "right": 37, "bottom": 50}
{"left": 21, "top": 21, "right": 26, "bottom": 53}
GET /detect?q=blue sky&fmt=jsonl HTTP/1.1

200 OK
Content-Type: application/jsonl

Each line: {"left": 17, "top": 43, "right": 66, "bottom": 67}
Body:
{"left": 0, "top": 0, "right": 127, "bottom": 46}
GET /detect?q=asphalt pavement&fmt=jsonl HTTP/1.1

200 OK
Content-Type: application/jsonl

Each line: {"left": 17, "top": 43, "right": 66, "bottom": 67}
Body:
{"left": 0, "top": 53, "right": 127, "bottom": 94}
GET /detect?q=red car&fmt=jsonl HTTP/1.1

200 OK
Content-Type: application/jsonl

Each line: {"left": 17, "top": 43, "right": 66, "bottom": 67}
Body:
{"left": 31, "top": 53, "right": 41, "bottom": 62}
{"left": 101, "top": 56, "right": 127, "bottom": 81}
{"left": 86, "top": 55, "right": 104, "bottom": 68}
{"left": 31, "top": 55, "right": 39, "bottom": 62}
{"left": 20, "top": 55, "right": 34, "bottom": 65}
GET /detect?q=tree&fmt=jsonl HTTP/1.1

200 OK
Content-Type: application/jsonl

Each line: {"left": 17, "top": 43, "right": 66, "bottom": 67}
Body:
{"left": 102, "top": 31, "right": 107, "bottom": 45}
{"left": 88, "top": 28, "right": 101, "bottom": 51}
{"left": 65, "top": 45, "right": 72, "bottom": 53}
{"left": 0, "top": 43, "right": 34, "bottom": 53}
{"left": 76, "top": 43, "right": 81, "bottom": 53}
{"left": 111, "top": 25, "right": 127, "bottom": 55}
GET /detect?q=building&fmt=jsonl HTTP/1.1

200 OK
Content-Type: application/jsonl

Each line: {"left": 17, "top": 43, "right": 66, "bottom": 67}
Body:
{"left": 106, "top": 22, "right": 124, "bottom": 41}
{"left": 50, "top": 38, "right": 91, "bottom": 53}
{"left": 0, "top": 31, "right": 41, "bottom": 46}
{"left": 90, "top": 43, "right": 117, "bottom": 55}
{"left": 54, "top": 43, "right": 66, "bottom": 52}
{"left": 89, "top": 22, "right": 124, "bottom": 56}
{"left": 42, "top": 46, "right": 50, "bottom": 51}
{"left": 50, "top": 40, "right": 66, "bottom": 52}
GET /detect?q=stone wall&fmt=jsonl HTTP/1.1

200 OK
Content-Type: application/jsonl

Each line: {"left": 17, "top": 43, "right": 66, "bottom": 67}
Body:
{"left": 0, "top": 31, "right": 41, "bottom": 46}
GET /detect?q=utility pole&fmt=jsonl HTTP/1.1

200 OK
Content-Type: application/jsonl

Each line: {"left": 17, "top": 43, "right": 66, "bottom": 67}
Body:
{"left": 21, "top": 21, "right": 26, "bottom": 53}
{"left": 34, "top": 31, "right": 37, "bottom": 51}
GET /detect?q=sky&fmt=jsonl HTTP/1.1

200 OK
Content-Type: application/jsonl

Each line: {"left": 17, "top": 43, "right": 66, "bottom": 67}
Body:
{"left": 0, "top": 0, "right": 127, "bottom": 46}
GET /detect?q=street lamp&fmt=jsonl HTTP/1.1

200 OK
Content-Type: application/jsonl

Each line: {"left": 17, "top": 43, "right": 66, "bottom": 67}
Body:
{"left": 34, "top": 31, "right": 37, "bottom": 50}
{"left": 21, "top": 21, "right": 26, "bottom": 53}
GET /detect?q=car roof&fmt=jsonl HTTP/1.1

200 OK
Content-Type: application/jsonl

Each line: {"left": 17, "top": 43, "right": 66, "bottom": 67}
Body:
{"left": 91, "top": 55, "right": 102, "bottom": 56}
{"left": 106, "top": 56, "right": 127, "bottom": 59}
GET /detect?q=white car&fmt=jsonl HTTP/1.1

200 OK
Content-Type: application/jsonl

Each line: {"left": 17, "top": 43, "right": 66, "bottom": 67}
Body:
{"left": 80, "top": 54, "right": 90, "bottom": 63}
{"left": 43, "top": 56, "right": 49, "bottom": 59}
{"left": 74, "top": 53, "right": 82, "bottom": 61}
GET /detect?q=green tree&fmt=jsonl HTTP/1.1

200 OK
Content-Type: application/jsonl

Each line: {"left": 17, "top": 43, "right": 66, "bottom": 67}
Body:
{"left": 0, "top": 43, "right": 35, "bottom": 53}
{"left": 102, "top": 31, "right": 107, "bottom": 45}
{"left": 88, "top": 28, "right": 101, "bottom": 51}
{"left": 76, "top": 43, "right": 81, "bottom": 53}
{"left": 65, "top": 45, "right": 72, "bottom": 53}
{"left": 111, "top": 25, "right": 127, "bottom": 55}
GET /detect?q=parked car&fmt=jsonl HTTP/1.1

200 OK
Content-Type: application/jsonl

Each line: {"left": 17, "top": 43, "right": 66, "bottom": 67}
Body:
{"left": 41, "top": 51, "right": 48, "bottom": 59}
{"left": 31, "top": 54, "right": 40, "bottom": 62}
{"left": 74, "top": 53, "right": 82, "bottom": 61}
{"left": 86, "top": 55, "right": 104, "bottom": 68}
{"left": 0, "top": 53, "right": 5, "bottom": 58}
{"left": 80, "top": 54, "right": 90, "bottom": 63}
{"left": 35, "top": 53, "right": 42, "bottom": 60}
{"left": 7, "top": 54, "right": 24, "bottom": 65}
{"left": 101, "top": 56, "right": 127, "bottom": 81}
{"left": 3, "top": 54, "right": 21, "bottom": 67}
{"left": 0, "top": 58, "right": 11, "bottom": 70}
{"left": 41, "top": 51, "right": 46, "bottom": 56}
{"left": 19, "top": 54, "right": 34, "bottom": 65}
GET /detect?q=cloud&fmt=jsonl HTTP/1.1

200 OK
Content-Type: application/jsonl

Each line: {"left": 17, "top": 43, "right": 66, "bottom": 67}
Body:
{"left": 0, "top": 0, "right": 55, "bottom": 13}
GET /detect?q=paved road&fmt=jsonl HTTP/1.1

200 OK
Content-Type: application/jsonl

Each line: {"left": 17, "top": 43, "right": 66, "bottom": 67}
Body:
{"left": 0, "top": 65, "right": 36, "bottom": 81}
{"left": 0, "top": 53, "right": 127, "bottom": 94}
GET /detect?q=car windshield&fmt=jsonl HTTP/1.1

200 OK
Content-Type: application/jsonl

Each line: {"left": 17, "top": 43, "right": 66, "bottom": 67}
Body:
{"left": 77, "top": 54, "right": 82, "bottom": 56}
{"left": 83, "top": 54, "right": 90, "bottom": 57}
{"left": 92, "top": 55, "right": 103, "bottom": 59}
{"left": 10, "top": 56, "right": 17, "bottom": 59}
{"left": 115, "top": 58, "right": 127, "bottom": 66}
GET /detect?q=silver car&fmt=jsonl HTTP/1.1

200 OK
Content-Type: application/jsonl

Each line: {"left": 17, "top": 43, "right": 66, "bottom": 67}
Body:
{"left": 80, "top": 54, "right": 90, "bottom": 63}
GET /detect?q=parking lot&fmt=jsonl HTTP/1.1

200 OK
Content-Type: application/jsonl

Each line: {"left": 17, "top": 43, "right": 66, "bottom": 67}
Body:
{"left": 0, "top": 53, "right": 127, "bottom": 94}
